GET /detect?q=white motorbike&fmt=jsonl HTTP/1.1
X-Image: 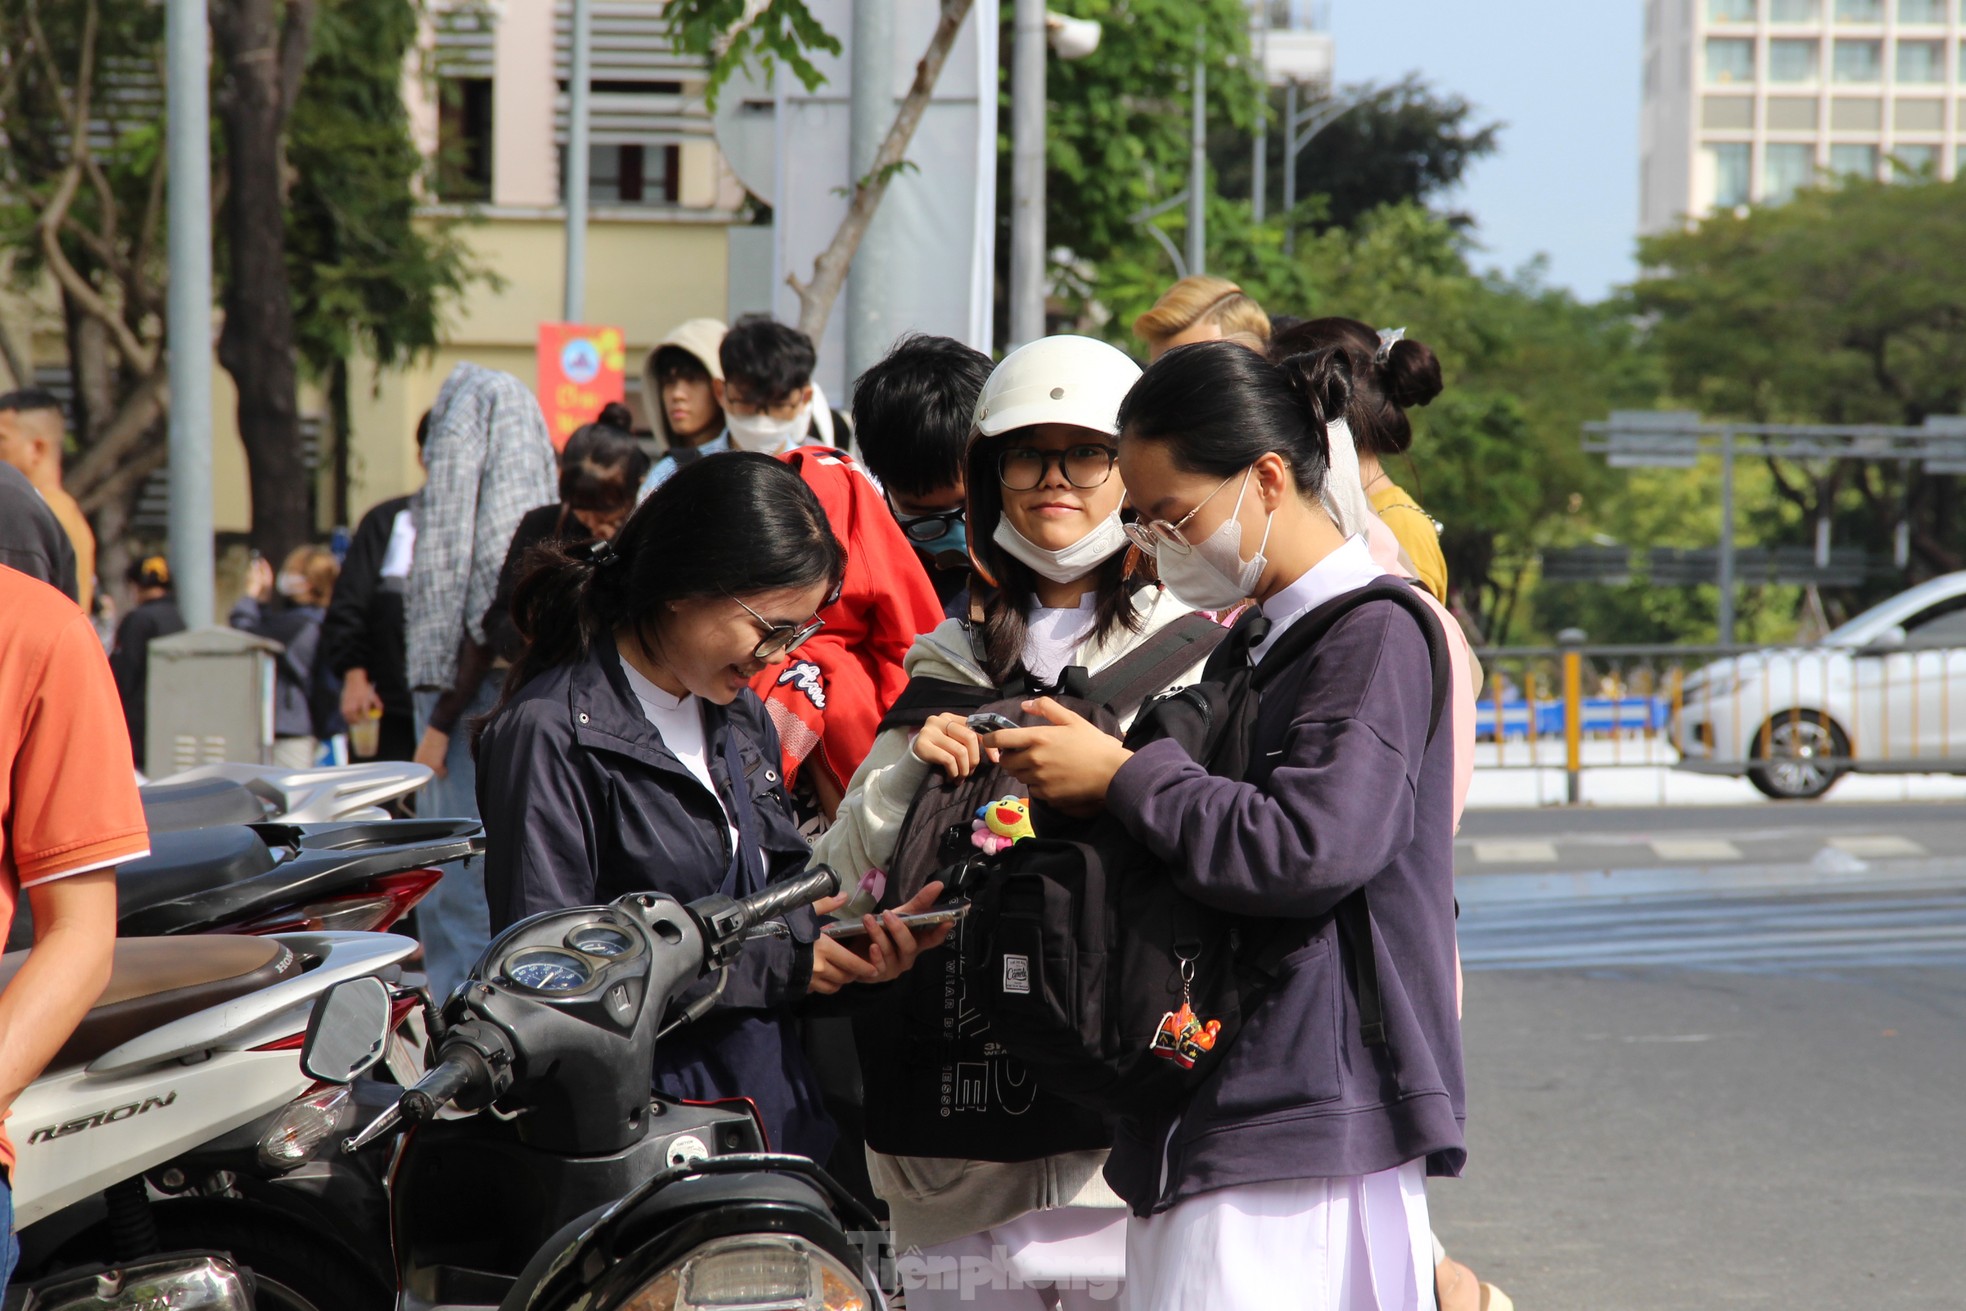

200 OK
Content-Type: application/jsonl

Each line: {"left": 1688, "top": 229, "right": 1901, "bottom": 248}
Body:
{"left": 4, "top": 931, "right": 421, "bottom": 1311}
{"left": 139, "top": 762, "right": 433, "bottom": 834}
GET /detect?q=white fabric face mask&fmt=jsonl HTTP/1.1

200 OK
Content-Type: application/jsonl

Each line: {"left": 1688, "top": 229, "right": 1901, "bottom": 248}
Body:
{"left": 1153, "top": 468, "right": 1274, "bottom": 611}
{"left": 992, "top": 511, "right": 1130, "bottom": 585}
{"left": 726, "top": 406, "right": 809, "bottom": 454}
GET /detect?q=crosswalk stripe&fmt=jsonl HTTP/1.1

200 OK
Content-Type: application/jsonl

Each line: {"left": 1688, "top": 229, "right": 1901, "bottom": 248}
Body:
{"left": 1648, "top": 838, "right": 1743, "bottom": 862}
{"left": 1469, "top": 840, "right": 1558, "bottom": 864}
{"left": 1460, "top": 889, "right": 1966, "bottom": 972}
{"left": 1825, "top": 835, "right": 1928, "bottom": 858}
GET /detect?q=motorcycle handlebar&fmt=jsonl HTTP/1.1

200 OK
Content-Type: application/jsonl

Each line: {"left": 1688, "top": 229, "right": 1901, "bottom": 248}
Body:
{"left": 729, "top": 866, "right": 842, "bottom": 934}
{"left": 402, "top": 1054, "right": 476, "bottom": 1122}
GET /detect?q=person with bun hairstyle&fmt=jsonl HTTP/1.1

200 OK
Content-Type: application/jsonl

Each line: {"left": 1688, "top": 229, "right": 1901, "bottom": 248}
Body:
{"left": 981, "top": 340, "right": 1463, "bottom": 1310}
{"left": 484, "top": 403, "right": 650, "bottom": 662}
{"left": 1133, "top": 275, "right": 1272, "bottom": 361}
{"left": 1271, "top": 318, "right": 1449, "bottom": 603}
{"left": 813, "top": 335, "right": 1213, "bottom": 1309}
{"left": 473, "top": 452, "right": 950, "bottom": 1160}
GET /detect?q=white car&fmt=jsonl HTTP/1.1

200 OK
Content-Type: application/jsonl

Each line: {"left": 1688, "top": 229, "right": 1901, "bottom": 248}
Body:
{"left": 1675, "top": 571, "right": 1966, "bottom": 799}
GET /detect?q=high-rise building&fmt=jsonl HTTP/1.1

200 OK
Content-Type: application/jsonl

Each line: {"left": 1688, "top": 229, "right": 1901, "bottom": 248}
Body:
{"left": 1641, "top": 0, "right": 1965, "bottom": 231}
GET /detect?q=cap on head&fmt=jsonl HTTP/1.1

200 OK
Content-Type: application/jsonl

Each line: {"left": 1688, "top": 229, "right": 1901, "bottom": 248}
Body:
{"left": 971, "top": 335, "right": 1143, "bottom": 441}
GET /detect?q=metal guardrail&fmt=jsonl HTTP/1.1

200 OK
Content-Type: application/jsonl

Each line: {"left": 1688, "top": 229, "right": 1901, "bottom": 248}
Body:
{"left": 1470, "top": 640, "right": 1966, "bottom": 802}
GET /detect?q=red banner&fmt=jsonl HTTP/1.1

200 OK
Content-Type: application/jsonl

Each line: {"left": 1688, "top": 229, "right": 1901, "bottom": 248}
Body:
{"left": 536, "top": 322, "right": 627, "bottom": 450}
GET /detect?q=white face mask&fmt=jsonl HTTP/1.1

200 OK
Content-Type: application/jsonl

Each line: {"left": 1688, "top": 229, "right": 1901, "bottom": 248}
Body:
{"left": 726, "top": 405, "right": 809, "bottom": 454}
{"left": 1152, "top": 468, "right": 1274, "bottom": 611}
{"left": 992, "top": 511, "right": 1130, "bottom": 585}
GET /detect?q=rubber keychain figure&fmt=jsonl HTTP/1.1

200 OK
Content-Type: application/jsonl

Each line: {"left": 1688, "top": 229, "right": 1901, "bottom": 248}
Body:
{"left": 971, "top": 796, "right": 1036, "bottom": 854}
{"left": 1150, "top": 952, "right": 1222, "bottom": 1070}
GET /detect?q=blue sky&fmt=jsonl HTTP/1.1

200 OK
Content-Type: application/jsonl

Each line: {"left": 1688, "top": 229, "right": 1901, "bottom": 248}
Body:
{"left": 1329, "top": 0, "right": 1644, "bottom": 301}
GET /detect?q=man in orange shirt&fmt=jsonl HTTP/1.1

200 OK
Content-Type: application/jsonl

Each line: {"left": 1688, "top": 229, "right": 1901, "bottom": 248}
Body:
{"left": 0, "top": 565, "right": 132, "bottom": 1290}
{"left": 0, "top": 391, "right": 95, "bottom": 612}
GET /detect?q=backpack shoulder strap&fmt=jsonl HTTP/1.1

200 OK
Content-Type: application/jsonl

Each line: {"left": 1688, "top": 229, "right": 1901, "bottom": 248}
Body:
{"left": 877, "top": 676, "right": 998, "bottom": 733}
{"left": 1250, "top": 580, "right": 1452, "bottom": 746}
{"left": 1083, "top": 613, "right": 1228, "bottom": 718}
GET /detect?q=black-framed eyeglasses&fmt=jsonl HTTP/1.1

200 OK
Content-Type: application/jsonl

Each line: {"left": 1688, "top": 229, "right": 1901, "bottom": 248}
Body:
{"left": 893, "top": 506, "right": 966, "bottom": 543}
{"left": 996, "top": 444, "right": 1119, "bottom": 492}
{"left": 727, "top": 592, "right": 827, "bottom": 660}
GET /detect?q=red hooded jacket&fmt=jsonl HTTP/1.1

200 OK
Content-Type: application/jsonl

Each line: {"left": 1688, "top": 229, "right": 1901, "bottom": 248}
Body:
{"left": 749, "top": 446, "right": 944, "bottom": 795}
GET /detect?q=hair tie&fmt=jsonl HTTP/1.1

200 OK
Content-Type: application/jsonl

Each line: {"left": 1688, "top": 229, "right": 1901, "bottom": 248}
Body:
{"left": 578, "top": 539, "right": 622, "bottom": 570}
{"left": 1375, "top": 327, "right": 1406, "bottom": 366}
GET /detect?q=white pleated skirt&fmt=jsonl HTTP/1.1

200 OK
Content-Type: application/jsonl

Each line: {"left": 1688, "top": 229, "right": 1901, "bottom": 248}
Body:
{"left": 1118, "top": 1161, "right": 1434, "bottom": 1311}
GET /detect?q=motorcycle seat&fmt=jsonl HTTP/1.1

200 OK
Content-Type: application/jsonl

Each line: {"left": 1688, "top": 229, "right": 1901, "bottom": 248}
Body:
{"left": 115, "top": 826, "right": 280, "bottom": 919}
{"left": 140, "top": 777, "right": 267, "bottom": 834}
{"left": 0, "top": 937, "right": 306, "bottom": 1070}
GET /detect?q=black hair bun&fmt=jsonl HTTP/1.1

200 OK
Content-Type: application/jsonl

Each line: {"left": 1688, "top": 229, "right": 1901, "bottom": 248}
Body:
{"left": 1277, "top": 346, "right": 1353, "bottom": 429}
{"left": 595, "top": 401, "right": 635, "bottom": 431}
{"left": 1381, "top": 338, "right": 1443, "bottom": 410}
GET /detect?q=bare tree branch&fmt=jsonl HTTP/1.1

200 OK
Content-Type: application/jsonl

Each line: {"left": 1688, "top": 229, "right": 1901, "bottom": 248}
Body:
{"left": 275, "top": 0, "right": 315, "bottom": 129}
{"left": 67, "top": 363, "right": 169, "bottom": 502}
{"left": 784, "top": 0, "right": 975, "bottom": 341}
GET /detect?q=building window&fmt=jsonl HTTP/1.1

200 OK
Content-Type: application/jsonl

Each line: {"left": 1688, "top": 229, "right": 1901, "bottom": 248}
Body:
{"left": 1897, "top": 0, "right": 1946, "bottom": 21}
{"left": 1764, "top": 142, "right": 1819, "bottom": 200}
{"left": 1709, "top": 0, "right": 1757, "bottom": 18}
{"left": 1771, "top": 0, "right": 1822, "bottom": 17}
{"left": 1707, "top": 38, "right": 1757, "bottom": 83}
{"left": 1770, "top": 39, "right": 1822, "bottom": 80}
{"left": 574, "top": 143, "right": 681, "bottom": 207}
{"left": 1896, "top": 40, "right": 1946, "bottom": 82}
{"left": 436, "top": 78, "right": 494, "bottom": 202}
{"left": 1708, "top": 141, "right": 1754, "bottom": 205}
{"left": 1830, "top": 142, "right": 1880, "bottom": 175}
{"left": 1834, "top": 0, "right": 1883, "bottom": 18}
{"left": 1891, "top": 143, "right": 1939, "bottom": 176}
{"left": 1834, "top": 38, "right": 1883, "bottom": 80}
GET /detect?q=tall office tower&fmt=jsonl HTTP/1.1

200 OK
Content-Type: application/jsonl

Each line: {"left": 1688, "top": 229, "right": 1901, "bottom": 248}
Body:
{"left": 1641, "top": 0, "right": 1965, "bottom": 232}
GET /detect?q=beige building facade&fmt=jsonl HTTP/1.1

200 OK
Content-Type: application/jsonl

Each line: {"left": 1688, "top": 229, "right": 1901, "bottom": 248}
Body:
{"left": 1642, "top": 0, "right": 1966, "bottom": 231}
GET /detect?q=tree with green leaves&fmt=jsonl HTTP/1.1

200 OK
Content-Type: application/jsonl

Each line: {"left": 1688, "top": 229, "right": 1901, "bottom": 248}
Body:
{"left": 1213, "top": 74, "right": 1502, "bottom": 232}
{"left": 663, "top": 0, "right": 976, "bottom": 342}
{"left": 0, "top": 0, "right": 481, "bottom": 572}
{"left": 1634, "top": 174, "right": 1966, "bottom": 592}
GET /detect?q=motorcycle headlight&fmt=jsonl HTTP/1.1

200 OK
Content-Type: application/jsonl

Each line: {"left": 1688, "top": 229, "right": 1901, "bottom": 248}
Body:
{"left": 617, "top": 1235, "right": 868, "bottom": 1311}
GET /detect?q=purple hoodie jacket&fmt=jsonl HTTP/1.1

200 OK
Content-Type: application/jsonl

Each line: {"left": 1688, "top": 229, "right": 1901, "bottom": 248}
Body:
{"left": 1101, "top": 590, "right": 1466, "bottom": 1215}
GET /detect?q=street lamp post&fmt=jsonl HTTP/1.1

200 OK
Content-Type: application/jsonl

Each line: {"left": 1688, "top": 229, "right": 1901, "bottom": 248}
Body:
{"left": 1008, "top": 0, "right": 1047, "bottom": 348}
{"left": 1185, "top": 29, "right": 1206, "bottom": 277}
{"left": 166, "top": 0, "right": 215, "bottom": 629}
{"left": 1280, "top": 84, "right": 1352, "bottom": 255}
{"left": 563, "top": 0, "right": 592, "bottom": 323}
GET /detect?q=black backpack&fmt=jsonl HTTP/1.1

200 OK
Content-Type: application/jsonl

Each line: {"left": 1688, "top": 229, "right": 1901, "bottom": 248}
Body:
{"left": 959, "top": 579, "right": 1452, "bottom": 1119}
{"left": 851, "top": 613, "right": 1225, "bottom": 1162}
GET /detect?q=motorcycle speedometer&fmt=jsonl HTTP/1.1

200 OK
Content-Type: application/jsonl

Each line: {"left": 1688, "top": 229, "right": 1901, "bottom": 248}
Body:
{"left": 505, "top": 949, "right": 593, "bottom": 994}
{"left": 567, "top": 925, "right": 634, "bottom": 958}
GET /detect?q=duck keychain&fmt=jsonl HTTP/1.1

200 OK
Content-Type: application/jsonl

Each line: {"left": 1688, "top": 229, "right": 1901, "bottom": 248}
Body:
{"left": 1150, "top": 950, "right": 1222, "bottom": 1070}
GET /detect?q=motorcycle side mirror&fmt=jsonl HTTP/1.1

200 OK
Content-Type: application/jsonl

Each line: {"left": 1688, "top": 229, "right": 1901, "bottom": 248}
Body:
{"left": 301, "top": 977, "right": 394, "bottom": 1084}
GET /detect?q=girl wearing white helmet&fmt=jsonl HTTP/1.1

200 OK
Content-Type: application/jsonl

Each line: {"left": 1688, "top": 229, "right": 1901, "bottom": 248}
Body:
{"left": 813, "top": 335, "right": 1210, "bottom": 1309}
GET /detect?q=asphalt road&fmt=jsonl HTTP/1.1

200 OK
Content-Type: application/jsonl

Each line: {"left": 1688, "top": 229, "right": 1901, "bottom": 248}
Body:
{"left": 1430, "top": 819, "right": 1966, "bottom": 1307}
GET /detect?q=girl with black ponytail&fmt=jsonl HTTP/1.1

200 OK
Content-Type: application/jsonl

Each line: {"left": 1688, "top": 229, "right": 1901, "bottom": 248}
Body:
{"left": 474, "top": 452, "right": 949, "bottom": 1161}
{"left": 985, "top": 342, "right": 1465, "bottom": 1310}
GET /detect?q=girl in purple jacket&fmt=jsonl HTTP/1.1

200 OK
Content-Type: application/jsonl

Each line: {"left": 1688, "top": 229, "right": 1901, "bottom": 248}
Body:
{"left": 988, "top": 341, "right": 1465, "bottom": 1311}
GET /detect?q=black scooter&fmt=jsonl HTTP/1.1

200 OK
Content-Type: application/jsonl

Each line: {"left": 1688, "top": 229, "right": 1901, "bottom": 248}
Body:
{"left": 5, "top": 819, "right": 485, "bottom": 951}
{"left": 321, "top": 865, "right": 886, "bottom": 1311}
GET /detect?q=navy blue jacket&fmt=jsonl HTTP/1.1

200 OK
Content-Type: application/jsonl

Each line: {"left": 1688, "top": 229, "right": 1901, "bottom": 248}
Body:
{"left": 475, "top": 634, "right": 833, "bottom": 1160}
{"left": 1103, "top": 595, "right": 1465, "bottom": 1215}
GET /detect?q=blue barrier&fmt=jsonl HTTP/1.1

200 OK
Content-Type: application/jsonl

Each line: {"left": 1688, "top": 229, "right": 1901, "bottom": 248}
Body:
{"left": 1474, "top": 696, "right": 1670, "bottom": 742}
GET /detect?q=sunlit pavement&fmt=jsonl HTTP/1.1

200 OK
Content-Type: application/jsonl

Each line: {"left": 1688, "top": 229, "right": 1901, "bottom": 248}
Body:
{"left": 1433, "top": 817, "right": 1966, "bottom": 1306}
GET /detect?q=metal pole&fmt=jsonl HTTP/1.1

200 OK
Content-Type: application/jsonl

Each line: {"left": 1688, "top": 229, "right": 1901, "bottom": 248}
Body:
{"left": 1251, "top": 6, "right": 1267, "bottom": 222}
{"left": 1718, "top": 427, "right": 1737, "bottom": 644}
{"left": 1008, "top": 0, "right": 1047, "bottom": 347}
{"left": 1282, "top": 81, "right": 1297, "bottom": 255}
{"left": 846, "top": 0, "right": 894, "bottom": 384}
{"left": 563, "top": 0, "right": 592, "bottom": 322}
{"left": 1186, "top": 31, "right": 1206, "bottom": 277}
{"left": 1562, "top": 641, "right": 1584, "bottom": 805}
{"left": 166, "top": 0, "right": 214, "bottom": 630}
